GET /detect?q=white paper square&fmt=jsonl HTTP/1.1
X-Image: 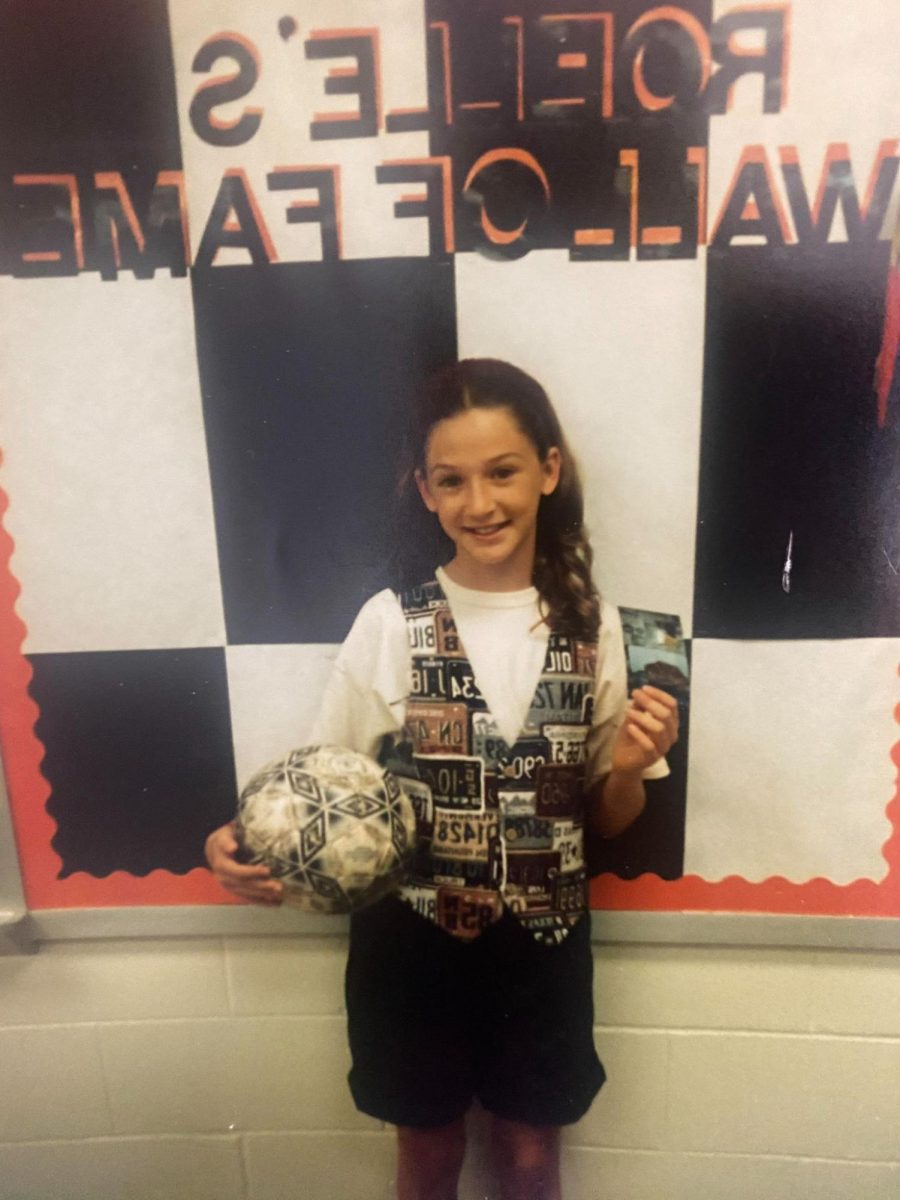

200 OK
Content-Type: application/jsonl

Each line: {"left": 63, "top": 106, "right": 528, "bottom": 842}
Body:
{"left": 455, "top": 249, "right": 706, "bottom": 634}
{"left": 226, "top": 643, "right": 340, "bottom": 790}
{"left": 709, "top": 0, "right": 900, "bottom": 247}
{"left": 0, "top": 274, "right": 226, "bottom": 653}
{"left": 684, "top": 637, "right": 899, "bottom": 884}
{"left": 168, "top": 0, "right": 432, "bottom": 263}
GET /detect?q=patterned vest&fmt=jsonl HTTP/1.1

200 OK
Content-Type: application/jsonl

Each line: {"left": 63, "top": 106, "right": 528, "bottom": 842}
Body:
{"left": 382, "top": 579, "right": 597, "bottom": 947}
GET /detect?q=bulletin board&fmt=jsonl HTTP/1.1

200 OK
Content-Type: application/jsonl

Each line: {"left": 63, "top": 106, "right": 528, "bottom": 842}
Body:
{"left": 0, "top": 0, "right": 898, "bottom": 940}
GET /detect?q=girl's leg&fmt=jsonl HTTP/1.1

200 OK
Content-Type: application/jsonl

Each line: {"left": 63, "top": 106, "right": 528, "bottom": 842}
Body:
{"left": 396, "top": 1117, "right": 467, "bottom": 1200}
{"left": 489, "top": 1116, "right": 562, "bottom": 1200}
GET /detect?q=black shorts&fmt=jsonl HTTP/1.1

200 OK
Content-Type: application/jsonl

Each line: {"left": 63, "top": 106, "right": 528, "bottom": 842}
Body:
{"left": 344, "top": 894, "right": 606, "bottom": 1129}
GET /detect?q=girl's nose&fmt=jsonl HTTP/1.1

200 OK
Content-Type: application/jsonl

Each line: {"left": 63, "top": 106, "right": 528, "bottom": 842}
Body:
{"left": 463, "top": 479, "right": 495, "bottom": 517}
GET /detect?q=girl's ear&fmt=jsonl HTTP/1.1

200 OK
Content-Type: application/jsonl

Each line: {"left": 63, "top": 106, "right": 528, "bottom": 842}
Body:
{"left": 415, "top": 467, "right": 438, "bottom": 513}
{"left": 541, "top": 446, "right": 562, "bottom": 496}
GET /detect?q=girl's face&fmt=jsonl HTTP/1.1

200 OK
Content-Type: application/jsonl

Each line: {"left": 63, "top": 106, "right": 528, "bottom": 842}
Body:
{"left": 415, "top": 405, "right": 560, "bottom": 591}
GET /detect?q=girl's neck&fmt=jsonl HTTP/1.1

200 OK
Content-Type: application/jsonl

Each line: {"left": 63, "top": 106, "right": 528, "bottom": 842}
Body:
{"left": 441, "top": 556, "right": 535, "bottom": 594}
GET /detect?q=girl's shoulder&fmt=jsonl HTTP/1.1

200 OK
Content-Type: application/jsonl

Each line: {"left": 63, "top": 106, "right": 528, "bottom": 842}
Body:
{"left": 349, "top": 586, "right": 405, "bottom": 626}
{"left": 592, "top": 596, "right": 626, "bottom": 688}
{"left": 328, "top": 588, "right": 411, "bottom": 707}
{"left": 597, "top": 596, "right": 624, "bottom": 643}
{"left": 342, "top": 588, "right": 407, "bottom": 656}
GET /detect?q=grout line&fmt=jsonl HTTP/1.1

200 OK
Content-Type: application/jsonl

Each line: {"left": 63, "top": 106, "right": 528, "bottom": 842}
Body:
{"left": 0, "top": 1013, "right": 350, "bottom": 1032}
{"left": 594, "top": 1024, "right": 900, "bottom": 1043}
{"left": 92, "top": 1024, "right": 117, "bottom": 1138}
{"left": 1, "top": 1123, "right": 897, "bottom": 1171}
{"left": 240, "top": 1130, "right": 392, "bottom": 1140}
{"left": 4, "top": 1019, "right": 899, "bottom": 1043}
{"left": 803, "top": 948, "right": 817, "bottom": 1034}
{"left": 0, "top": 1132, "right": 894, "bottom": 1169}
{"left": 659, "top": 1031, "right": 674, "bottom": 1153}
{"left": 560, "top": 1146, "right": 900, "bottom": 1168}
{"left": 222, "top": 934, "right": 237, "bottom": 1015}
{"left": 5, "top": 1018, "right": 900, "bottom": 1042}
{"left": 0, "top": 1133, "right": 263, "bottom": 1147}
{"left": 237, "top": 1132, "right": 251, "bottom": 1200}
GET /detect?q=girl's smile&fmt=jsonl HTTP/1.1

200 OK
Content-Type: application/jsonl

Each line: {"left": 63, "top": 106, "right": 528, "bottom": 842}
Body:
{"left": 464, "top": 520, "right": 510, "bottom": 538}
{"left": 415, "top": 405, "right": 560, "bottom": 591}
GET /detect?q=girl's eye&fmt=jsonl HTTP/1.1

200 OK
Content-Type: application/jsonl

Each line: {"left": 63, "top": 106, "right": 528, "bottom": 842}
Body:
{"left": 436, "top": 475, "right": 461, "bottom": 489}
{"left": 493, "top": 466, "right": 515, "bottom": 480}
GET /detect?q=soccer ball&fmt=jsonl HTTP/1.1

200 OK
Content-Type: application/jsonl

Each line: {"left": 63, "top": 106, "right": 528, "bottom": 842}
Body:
{"left": 235, "top": 745, "right": 417, "bottom": 913}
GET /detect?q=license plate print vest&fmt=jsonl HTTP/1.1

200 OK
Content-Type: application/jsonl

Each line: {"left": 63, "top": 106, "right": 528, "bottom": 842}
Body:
{"left": 385, "top": 579, "right": 598, "bottom": 947}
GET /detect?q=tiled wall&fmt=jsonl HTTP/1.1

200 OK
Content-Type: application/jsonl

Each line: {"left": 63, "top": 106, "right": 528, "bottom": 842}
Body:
{"left": 1, "top": 935, "right": 898, "bottom": 1199}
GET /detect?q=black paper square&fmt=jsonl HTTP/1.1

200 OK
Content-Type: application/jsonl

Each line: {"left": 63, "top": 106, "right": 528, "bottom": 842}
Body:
{"left": 0, "top": 0, "right": 183, "bottom": 276}
{"left": 30, "top": 647, "right": 236, "bottom": 878}
{"left": 694, "top": 242, "right": 894, "bottom": 638}
{"left": 191, "top": 257, "right": 457, "bottom": 644}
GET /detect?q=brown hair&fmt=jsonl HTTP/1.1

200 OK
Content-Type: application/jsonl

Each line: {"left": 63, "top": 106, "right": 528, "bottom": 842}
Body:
{"left": 391, "top": 358, "right": 600, "bottom": 640}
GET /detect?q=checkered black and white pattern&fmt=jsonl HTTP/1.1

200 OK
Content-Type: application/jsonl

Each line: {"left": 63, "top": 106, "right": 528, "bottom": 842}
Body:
{"left": 0, "top": 0, "right": 897, "bottom": 910}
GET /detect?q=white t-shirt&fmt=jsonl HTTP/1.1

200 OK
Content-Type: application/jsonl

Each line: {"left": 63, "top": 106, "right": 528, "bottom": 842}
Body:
{"left": 311, "top": 566, "right": 670, "bottom": 785}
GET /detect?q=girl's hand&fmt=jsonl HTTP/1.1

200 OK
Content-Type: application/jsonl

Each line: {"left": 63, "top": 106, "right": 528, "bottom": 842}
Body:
{"left": 204, "top": 822, "right": 284, "bottom": 906}
{"left": 610, "top": 685, "right": 679, "bottom": 774}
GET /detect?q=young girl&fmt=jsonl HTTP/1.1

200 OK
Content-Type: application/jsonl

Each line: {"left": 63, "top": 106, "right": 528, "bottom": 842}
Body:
{"left": 206, "top": 358, "right": 678, "bottom": 1200}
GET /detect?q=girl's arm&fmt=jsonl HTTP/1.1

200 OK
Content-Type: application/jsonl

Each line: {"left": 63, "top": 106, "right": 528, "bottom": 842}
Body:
{"left": 204, "top": 589, "right": 408, "bottom": 905}
{"left": 205, "top": 821, "right": 284, "bottom": 905}
{"left": 203, "top": 676, "right": 399, "bottom": 905}
{"left": 586, "top": 684, "right": 679, "bottom": 838}
{"left": 586, "top": 768, "right": 646, "bottom": 839}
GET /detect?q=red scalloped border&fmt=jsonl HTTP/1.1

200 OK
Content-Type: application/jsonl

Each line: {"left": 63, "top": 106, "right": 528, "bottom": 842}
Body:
{"left": 0, "top": 459, "right": 227, "bottom": 907}
{"left": 2, "top": 460, "right": 899, "bottom": 914}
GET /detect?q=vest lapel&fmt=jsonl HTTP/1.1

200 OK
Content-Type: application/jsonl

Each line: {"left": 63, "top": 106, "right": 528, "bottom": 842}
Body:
{"left": 391, "top": 579, "right": 595, "bottom": 947}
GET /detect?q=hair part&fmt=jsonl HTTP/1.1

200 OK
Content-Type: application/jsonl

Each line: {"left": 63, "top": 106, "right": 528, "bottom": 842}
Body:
{"left": 391, "top": 358, "right": 601, "bottom": 641}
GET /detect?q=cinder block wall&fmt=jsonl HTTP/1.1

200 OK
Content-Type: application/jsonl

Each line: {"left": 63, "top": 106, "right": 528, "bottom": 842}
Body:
{"left": 1, "top": 935, "right": 898, "bottom": 1199}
